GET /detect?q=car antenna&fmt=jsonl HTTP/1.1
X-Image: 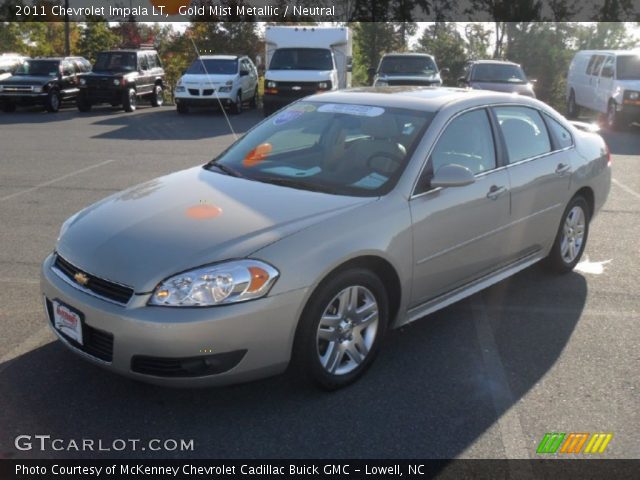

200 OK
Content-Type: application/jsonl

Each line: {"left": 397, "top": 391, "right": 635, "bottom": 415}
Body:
{"left": 188, "top": 38, "right": 238, "bottom": 141}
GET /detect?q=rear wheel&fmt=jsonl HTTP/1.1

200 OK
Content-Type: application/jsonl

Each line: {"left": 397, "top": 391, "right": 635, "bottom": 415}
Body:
{"left": 150, "top": 84, "right": 163, "bottom": 107}
{"left": 543, "top": 196, "right": 590, "bottom": 273}
{"left": 291, "top": 268, "right": 388, "bottom": 390}
{"left": 45, "top": 90, "right": 61, "bottom": 113}
{"left": 566, "top": 90, "right": 579, "bottom": 119}
{"left": 123, "top": 88, "right": 137, "bottom": 112}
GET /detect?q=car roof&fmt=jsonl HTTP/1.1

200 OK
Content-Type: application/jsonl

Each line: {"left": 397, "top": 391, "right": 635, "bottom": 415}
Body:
{"left": 305, "top": 86, "right": 542, "bottom": 112}
{"left": 382, "top": 53, "right": 434, "bottom": 58}
{"left": 198, "top": 55, "right": 241, "bottom": 60}
{"left": 575, "top": 49, "right": 640, "bottom": 56}
{"left": 470, "top": 60, "right": 520, "bottom": 66}
{"left": 101, "top": 50, "right": 156, "bottom": 54}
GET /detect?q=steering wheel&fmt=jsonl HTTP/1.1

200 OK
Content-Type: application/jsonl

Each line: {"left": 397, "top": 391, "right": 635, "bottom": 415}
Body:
{"left": 366, "top": 151, "right": 404, "bottom": 176}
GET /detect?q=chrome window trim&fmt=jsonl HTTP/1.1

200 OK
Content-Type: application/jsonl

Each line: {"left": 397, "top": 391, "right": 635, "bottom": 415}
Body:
{"left": 409, "top": 102, "right": 576, "bottom": 200}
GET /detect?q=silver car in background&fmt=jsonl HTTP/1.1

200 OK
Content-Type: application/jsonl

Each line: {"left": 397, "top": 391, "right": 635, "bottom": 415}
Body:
{"left": 459, "top": 60, "right": 536, "bottom": 97}
{"left": 41, "top": 88, "right": 611, "bottom": 389}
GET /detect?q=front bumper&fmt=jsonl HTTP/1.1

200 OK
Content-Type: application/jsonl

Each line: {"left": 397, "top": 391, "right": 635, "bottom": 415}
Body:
{"left": 79, "top": 86, "right": 124, "bottom": 105}
{"left": 175, "top": 88, "right": 234, "bottom": 108}
{"left": 620, "top": 100, "right": 640, "bottom": 117}
{"left": 40, "top": 253, "right": 306, "bottom": 387}
{"left": 0, "top": 92, "right": 48, "bottom": 105}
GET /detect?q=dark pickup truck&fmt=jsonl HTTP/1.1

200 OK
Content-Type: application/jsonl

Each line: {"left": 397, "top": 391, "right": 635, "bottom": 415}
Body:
{"left": 77, "top": 49, "right": 165, "bottom": 112}
{"left": 0, "top": 57, "right": 91, "bottom": 113}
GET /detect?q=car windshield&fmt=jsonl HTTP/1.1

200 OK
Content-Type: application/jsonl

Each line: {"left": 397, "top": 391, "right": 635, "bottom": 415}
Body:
{"left": 14, "top": 60, "right": 59, "bottom": 76}
{"left": 187, "top": 58, "right": 238, "bottom": 75}
{"left": 472, "top": 64, "right": 527, "bottom": 83}
{"left": 205, "top": 101, "right": 433, "bottom": 197}
{"left": 616, "top": 55, "right": 640, "bottom": 80}
{"left": 94, "top": 52, "right": 137, "bottom": 72}
{"left": 269, "top": 48, "right": 333, "bottom": 71}
{"left": 379, "top": 56, "right": 437, "bottom": 75}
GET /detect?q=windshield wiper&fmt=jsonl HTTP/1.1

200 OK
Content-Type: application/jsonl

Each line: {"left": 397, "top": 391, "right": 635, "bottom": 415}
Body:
{"left": 255, "top": 176, "right": 338, "bottom": 194}
{"left": 206, "top": 162, "right": 245, "bottom": 178}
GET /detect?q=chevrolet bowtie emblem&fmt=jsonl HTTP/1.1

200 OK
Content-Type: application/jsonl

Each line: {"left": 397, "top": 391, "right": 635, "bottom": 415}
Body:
{"left": 74, "top": 272, "right": 89, "bottom": 286}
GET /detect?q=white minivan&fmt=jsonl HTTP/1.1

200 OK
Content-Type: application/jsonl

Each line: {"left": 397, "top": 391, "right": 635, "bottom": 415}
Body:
{"left": 566, "top": 50, "right": 640, "bottom": 130}
{"left": 174, "top": 55, "right": 258, "bottom": 114}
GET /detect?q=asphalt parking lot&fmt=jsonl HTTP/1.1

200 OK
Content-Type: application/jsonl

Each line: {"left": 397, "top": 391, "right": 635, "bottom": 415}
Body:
{"left": 0, "top": 103, "right": 638, "bottom": 460}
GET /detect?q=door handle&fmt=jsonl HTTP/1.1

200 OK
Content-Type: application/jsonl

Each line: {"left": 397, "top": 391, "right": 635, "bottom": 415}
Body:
{"left": 555, "top": 163, "right": 571, "bottom": 175}
{"left": 486, "top": 185, "right": 507, "bottom": 200}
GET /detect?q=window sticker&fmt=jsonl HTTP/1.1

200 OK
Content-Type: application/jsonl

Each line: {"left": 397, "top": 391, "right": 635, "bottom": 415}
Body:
{"left": 262, "top": 166, "right": 321, "bottom": 177}
{"left": 317, "top": 104, "right": 385, "bottom": 117}
{"left": 273, "top": 109, "right": 305, "bottom": 126}
{"left": 351, "top": 173, "right": 388, "bottom": 189}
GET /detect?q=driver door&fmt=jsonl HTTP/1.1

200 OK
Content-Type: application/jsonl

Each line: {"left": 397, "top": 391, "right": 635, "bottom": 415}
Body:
{"left": 409, "top": 108, "right": 512, "bottom": 306}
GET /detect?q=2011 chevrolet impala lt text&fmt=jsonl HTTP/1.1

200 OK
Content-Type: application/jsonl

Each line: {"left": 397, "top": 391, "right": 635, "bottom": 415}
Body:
{"left": 41, "top": 87, "right": 611, "bottom": 389}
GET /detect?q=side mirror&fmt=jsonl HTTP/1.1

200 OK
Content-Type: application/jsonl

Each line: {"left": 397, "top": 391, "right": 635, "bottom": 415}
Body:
{"left": 367, "top": 67, "right": 376, "bottom": 77}
{"left": 430, "top": 164, "right": 475, "bottom": 188}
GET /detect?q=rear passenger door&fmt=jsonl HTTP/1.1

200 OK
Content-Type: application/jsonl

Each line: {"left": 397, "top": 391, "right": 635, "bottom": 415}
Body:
{"left": 409, "top": 108, "right": 512, "bottom": 306}
{"left": 493, "top": 106, "right": 573, "bottom": 261}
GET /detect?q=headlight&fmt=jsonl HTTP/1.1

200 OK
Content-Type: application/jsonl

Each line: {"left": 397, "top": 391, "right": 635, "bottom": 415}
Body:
{"left": 218, "top": 86, "right": 232, "bottom": 92}
{"left": 149, "top": 260, "right": 279, "bottom": 307}
{"left": 266, "top": 81, "right": 277, "bottom": 88}
{"left": 79, "top": 78, "right": 86, "bottom": 86}
{"left": 629, "top": 91, "right": 639, "bottom": 100}
{"left": 113, "top": 79, "right": 120, "bottom": 86}
{"left": 318, "top": 82, "right": 328, "bottom": 89}
{"left": 175, "top": 86, "right": 185, "bottom": 92}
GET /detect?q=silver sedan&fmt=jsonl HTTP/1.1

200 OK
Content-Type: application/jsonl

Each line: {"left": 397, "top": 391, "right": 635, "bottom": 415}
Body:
{"left": 41, "top": 88, "right": 611, "bottom": 389}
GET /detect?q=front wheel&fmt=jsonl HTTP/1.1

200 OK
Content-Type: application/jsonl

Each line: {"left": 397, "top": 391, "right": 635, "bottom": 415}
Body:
{"left": 150, "top": 84, "right": 163, "bottom": 107}
{"left": 45, "top": 90, "right": 61, "bottom": 113}
{"left": 122, "top": 88, "right": 137, "bottom": 112}
{"left": 291, "top": 269, "right": 388, "bottom": 390}
{"left": 543, "top": 196, "right": 590, "bottom": 273}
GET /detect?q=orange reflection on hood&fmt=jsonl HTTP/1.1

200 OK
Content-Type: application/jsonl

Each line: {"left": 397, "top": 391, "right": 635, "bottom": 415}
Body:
{"left": 243, "top": 143, "right": 273, "bottom": 168}
{"left": 186, "top": 204, "right": 223, "bottom": 220}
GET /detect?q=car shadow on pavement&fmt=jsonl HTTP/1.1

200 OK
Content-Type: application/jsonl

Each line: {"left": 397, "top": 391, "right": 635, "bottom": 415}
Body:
{"left": 89, "top": 108, "right": 262, "bottom": 142}
{"left": 599, "top": 128, "right": 640, "bottom": 156}
{"left": 0, "top": 266, "right": 586, "bottom": 461}
{"left": 0, "top": 106, "right": 80, "bottom": 124}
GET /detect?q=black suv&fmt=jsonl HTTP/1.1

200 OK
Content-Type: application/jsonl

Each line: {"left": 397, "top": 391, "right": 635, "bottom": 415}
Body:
{"left": 77, "top": 49, "right": 165, "bottom": 112}
{"left": 0, "top": 57, "right": 91, "bottom": 113}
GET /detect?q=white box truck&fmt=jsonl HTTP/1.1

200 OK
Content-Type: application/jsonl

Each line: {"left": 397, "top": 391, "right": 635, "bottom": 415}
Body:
{"left": 262, "top": 26, "right": 351, "bottom": 116}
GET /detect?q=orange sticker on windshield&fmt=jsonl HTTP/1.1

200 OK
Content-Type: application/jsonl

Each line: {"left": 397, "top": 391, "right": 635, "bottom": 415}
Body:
{"left": 186, "top": 203, "right": 223, "bottom": 220}
{"left": 243, "top": 143, "right": 272, "bottom": 167}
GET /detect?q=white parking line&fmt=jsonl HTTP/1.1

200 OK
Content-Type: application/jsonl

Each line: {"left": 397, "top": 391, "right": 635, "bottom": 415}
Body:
{"left": 612, "top": 178, "right": 640, "bottom": 201}
{"left": 471, "top": 296, "right": 532, "bottom": 461}
{"left": 0, "top": 326, "right": 53, "bottom": 373}
{"left": 0, "top": 159, "right": 116, "bottom": 202}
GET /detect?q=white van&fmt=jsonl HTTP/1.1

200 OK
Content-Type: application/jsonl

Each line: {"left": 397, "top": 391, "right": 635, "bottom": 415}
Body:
{"left": 174, "top": 55, "right": 258, "bottom": 115}
{"left": 566, "top": 50, "right": 640, "bottom": 130}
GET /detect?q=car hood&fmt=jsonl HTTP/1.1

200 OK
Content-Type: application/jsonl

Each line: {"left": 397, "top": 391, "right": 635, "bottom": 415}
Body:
{"left": 619, "top": 80, "right": 640, "bottom": 90}
{"left": 180, "top": 73, "right": 237, "bottom": 86}
{"left": 377, "top": 73, "right": 441, "bottom": 82}
{"left": 56, "top": 167, "right": 370, "bottom": 292}
{"left": 469, "top": 81, "right": 535, "bottom": 96}
{"left": 0, "top": 75, "right": 51, "bottom": 86}
{"left": 265, "top": 70, "right": 334, "bottom": 82}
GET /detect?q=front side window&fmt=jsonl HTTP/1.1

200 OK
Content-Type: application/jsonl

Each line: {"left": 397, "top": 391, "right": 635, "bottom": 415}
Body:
{"left": 269, "top": 48, "right": 334, "bottom": 71}
{"left": 600, "top": 56, "right": 615, "bottom": 78}
{"left": 495, "top": 106, "right": 551, "bottom": 163}
{"left": 206, "top": 102, "right": 434, "bottom": 197}
{"left": 430, "top": 109, "right": 496, "bottom": 177}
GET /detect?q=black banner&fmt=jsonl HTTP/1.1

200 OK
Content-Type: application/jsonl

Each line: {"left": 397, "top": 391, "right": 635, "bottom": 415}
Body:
{"left": 2, "top": 460, "right": 640, "bottom": 480}
{"left": 1, "top": 0, "right": 639, "bottom": 22}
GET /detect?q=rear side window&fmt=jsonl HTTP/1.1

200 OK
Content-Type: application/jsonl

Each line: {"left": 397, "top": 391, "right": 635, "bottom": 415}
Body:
{"left": 494, "top": 106, "right": 551, "bottom": 163}
{"left": 545, "top": 115, "right": 573, "bottom": 149}
{"left": 430, "top": 109, "right": 496, "bottom": 176}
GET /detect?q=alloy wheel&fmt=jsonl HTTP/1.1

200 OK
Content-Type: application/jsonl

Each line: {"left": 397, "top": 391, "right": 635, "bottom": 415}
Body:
{"left": 561, "top": 205, "right": 585, "bottom": 264}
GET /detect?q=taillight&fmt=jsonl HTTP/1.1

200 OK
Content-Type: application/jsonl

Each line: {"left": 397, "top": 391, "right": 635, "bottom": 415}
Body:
{"left": 605, "top": 143, "right": 611, "bottom": 167}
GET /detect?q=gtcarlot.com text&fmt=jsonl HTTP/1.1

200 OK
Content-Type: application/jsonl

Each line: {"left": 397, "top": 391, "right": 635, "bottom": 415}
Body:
{"left": 14, "top": 435, "right": 194, "bottom": 452}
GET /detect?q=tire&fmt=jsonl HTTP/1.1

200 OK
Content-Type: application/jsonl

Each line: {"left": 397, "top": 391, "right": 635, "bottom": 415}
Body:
{"left": 150, "top": 84, "right": 163, "bottom": 107}
{"left": 605, "top": 100, "right": 628, "bottom": 131}
{"left": 543, "top": 196, "right": 590, "bottom": 274}
{"left": 45, "top": 90, "right": 61, "bottom": 113}
{"left": 232, "top": 91, "right": 242, "bottom": 115}
{"left": 2, "top": 101, "right": 16, "bottom": 113}
{"left": 291, "top": 268, "right": 389, "bottom": 390}
{"left": 76, "top": 95, "right": 91, "bottom": 112}
{"left": 122, "top": 88, "right": 137, "bottom": 112}
{"left": 249, "top": 87, "right": 258, "bottom": 109}
{"left": 176, "top": 102, "right": 189, "bottom": 114}
{"left": 566, "top": 90, "right": 579, "bottom": 119}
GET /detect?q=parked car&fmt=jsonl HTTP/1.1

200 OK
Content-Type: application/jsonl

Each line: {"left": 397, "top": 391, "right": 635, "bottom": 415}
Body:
{"left": 42, "top": 88, "right": 610, "bottom": 389}
{"left": 174, "top": 55, "right": 258, "bottom": 114}
{"left": 77, "top": 49, "right": 165, "bottom": 113}
{"left": 567, "top": 50, "right": 640, "bottom": 130}
{"left": 0, "top": 57, "right": 91, "bottom": 112}
{"left": 371, "top": 53, "right": 444, "bottom": 87}
{"left": 0, "top": 53, "right": 29, "bottom": 81}
{"left": 458, "top": 60, "right": 536, "bottom": 97}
